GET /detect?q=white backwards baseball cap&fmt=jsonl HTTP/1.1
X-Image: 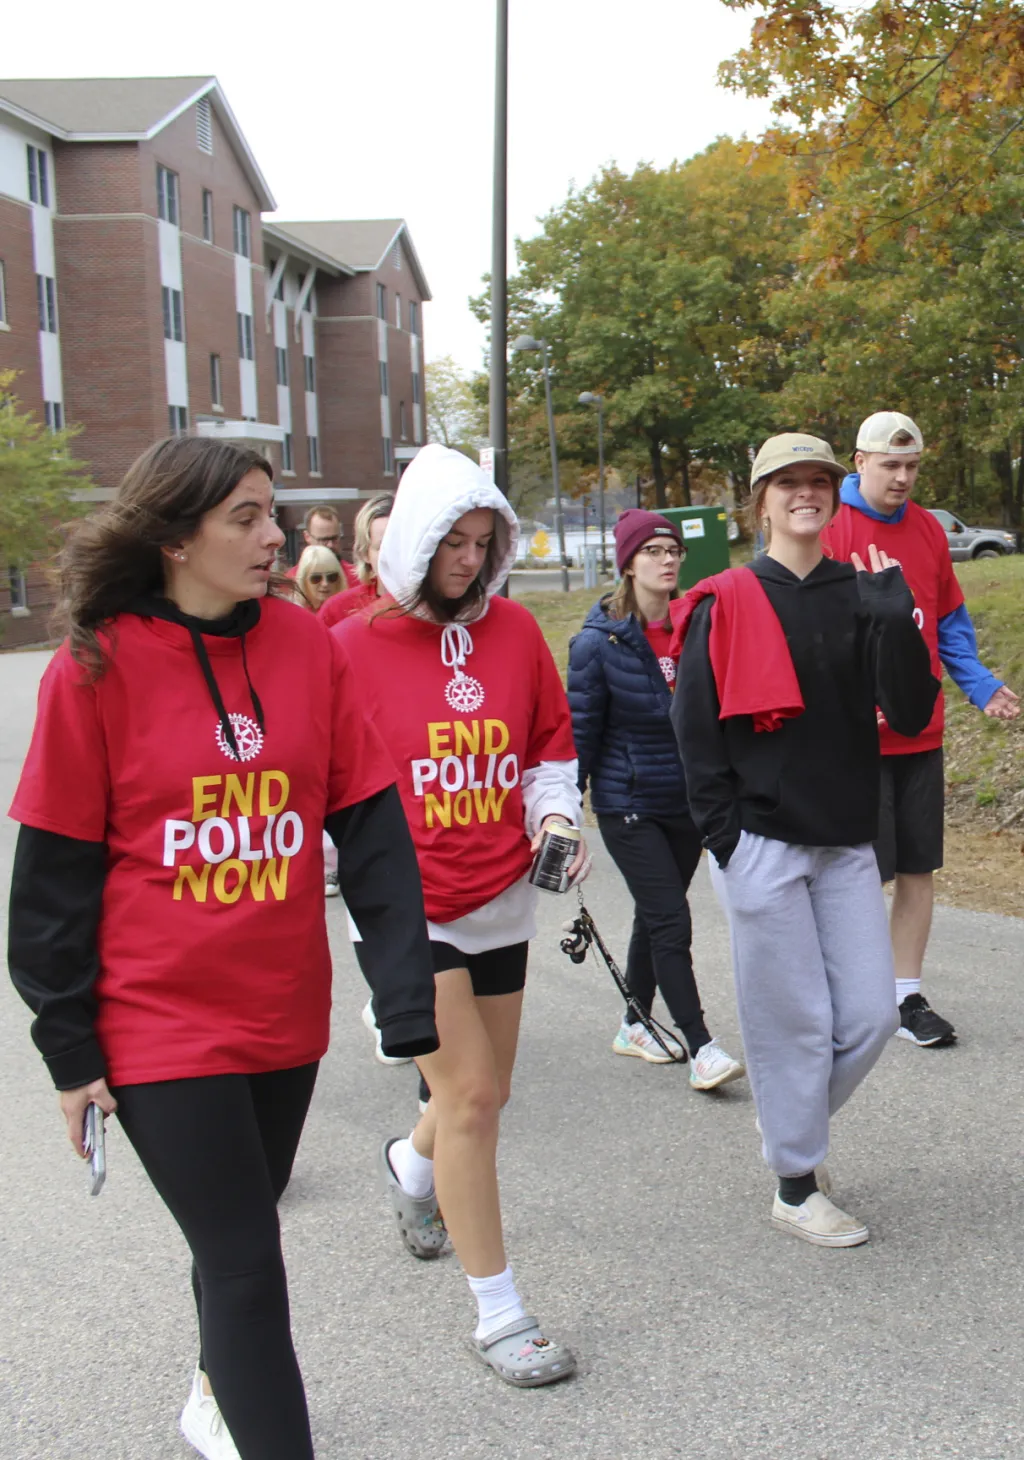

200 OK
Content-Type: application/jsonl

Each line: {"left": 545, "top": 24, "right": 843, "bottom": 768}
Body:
{"left": 856, "top": 411, "right": 924, "bottom": 455}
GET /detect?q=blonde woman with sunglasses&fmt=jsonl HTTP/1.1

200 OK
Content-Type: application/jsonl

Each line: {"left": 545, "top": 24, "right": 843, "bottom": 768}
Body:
{"left": 293, "top": 545, "right": 343, "bottom": 611}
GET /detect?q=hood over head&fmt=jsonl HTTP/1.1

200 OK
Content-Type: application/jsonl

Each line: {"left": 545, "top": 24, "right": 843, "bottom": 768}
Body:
{"left": 377, "top": 444, "right": 519, "bottom": 617}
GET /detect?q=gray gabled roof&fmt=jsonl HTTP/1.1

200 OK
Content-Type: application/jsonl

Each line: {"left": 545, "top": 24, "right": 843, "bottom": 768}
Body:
{"left": 271, "top": 219, "right": 431, "bottom": 300}
{"left": 0, "top": 76, "right": 276, "bottom": 209}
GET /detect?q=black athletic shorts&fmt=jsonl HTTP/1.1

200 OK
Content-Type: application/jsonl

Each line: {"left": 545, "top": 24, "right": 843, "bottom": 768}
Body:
{"left": 875, "top": 747, "right": 944, "bottom": 883}
{"left": 429, "top": 940, "right": 529, "bottom": 996}
{"left": 354, "top": 939, "right": 528, "bottom": 998}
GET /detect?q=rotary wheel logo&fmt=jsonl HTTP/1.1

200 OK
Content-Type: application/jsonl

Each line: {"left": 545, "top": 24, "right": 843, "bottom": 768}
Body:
{"left": 444, "top": 673, "right": 485, "bottom": 714}
{"left": 659, "top": 657, "right": 676, "bottom": 684}
{"left": 215, "top": 713, "right": 264, "bottom": 763}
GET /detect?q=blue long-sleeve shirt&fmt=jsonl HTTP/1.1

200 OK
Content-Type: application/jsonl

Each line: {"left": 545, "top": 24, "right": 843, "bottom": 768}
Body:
{"left": 841, "top": 476, "right": 1003, "bottom": 710}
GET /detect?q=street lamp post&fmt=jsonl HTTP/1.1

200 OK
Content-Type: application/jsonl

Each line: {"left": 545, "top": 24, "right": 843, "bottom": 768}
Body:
{"left": 512, "top": 334, "right": 569, "bottom": 592}
{"left": 578, "top": 391, "right": 605, "bottom": 572}
{"left": 489, "top": 0, "right": 508, "bottom": 500}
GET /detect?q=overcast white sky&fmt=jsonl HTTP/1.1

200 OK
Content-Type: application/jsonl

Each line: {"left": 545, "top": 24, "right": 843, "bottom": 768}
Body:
{"left": 4, "top": 0, "right": 772, "bottom": 371}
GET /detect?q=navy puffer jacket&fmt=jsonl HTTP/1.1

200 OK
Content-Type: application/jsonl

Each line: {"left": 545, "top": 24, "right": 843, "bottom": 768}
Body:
{"left": 567, "top": 596, "right": 688, "bottom": 815}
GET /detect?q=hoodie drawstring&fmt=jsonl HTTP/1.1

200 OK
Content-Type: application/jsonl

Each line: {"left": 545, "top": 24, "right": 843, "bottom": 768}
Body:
{"left": 440, "top": 622, "right": 474, "bottom": 683}
{"left": 186, "top": 625, "right": 264, "bottom": 762}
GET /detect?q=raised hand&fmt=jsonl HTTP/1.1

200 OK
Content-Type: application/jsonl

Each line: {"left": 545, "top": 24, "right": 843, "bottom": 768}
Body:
{"left": 850, "top": 544, "right": 895, "bottom": 575}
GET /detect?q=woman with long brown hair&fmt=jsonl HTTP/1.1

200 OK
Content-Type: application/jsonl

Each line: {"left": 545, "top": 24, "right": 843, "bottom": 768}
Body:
{"left": 7, "top": 436, "right": 436, "bottom": 1459}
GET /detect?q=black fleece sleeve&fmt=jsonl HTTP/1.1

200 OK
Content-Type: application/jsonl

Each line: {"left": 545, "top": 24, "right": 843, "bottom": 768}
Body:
{"left": 8, "top": 825, "right": 108, "bottom": 1090}
{"left": 325, "top": 783, "right": 438, "bottom": 1060}
{"left": 671, "top": 599, "right": 742, "bottom": 867}
{"left": 857, "top": 566, "right": 941, "bottom": 739}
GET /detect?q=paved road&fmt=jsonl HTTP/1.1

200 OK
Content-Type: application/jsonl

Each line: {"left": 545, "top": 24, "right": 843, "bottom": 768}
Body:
{"left": 508, "top": 568, "right": 588, "bottom": 594}
{"left": 3, "top": 650, "right": 1023, "bottom": 1460}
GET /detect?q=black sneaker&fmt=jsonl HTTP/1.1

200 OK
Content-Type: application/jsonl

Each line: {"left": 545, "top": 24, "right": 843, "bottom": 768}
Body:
{"left": 896, "top": 993, "right": 956, "bottom": 1047}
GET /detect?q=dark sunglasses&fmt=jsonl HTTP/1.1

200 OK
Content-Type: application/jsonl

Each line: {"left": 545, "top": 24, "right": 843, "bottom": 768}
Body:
{"left": 309, "top": 572, "right": 341, "bottom": 585}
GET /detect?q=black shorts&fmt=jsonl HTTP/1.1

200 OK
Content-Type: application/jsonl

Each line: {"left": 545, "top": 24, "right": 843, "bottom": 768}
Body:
{"left": 430, "top": 940, "right": 529, "bottom": 997}
{"left": 354, "top": 939, "right": 528, "bottom": 998}
{"left": 875, "top": 748, "right": 944, "bottom": 883}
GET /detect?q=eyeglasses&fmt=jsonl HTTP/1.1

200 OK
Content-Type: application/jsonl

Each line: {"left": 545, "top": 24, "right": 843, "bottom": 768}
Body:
{"left": 638, "top": 544, "right": 684, "bottom": 562}
{"left": 308, "top": 572, "right": 341, "bottom": 585}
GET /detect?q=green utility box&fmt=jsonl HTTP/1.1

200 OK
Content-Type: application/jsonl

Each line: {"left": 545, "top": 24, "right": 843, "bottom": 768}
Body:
{"left": 660, "top": 505, "right": 731, "bottom": 589}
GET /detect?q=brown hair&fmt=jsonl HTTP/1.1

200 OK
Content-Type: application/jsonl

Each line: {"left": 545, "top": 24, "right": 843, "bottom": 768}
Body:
{"left": 744, "top": 470, "right": 841, "bottom": 542}
{"left": 888, "top": 429, "right": 917, "bottom": 449}
{"left": 606, "top": 548, "right": 679, "bottom": 629}
{"left": 54, "top": 436, "right": 274, "bottom": 676}
{"left": 303, "top": 504, "right": 340, "bottom": 532}
{"left": 352, "top": 493, "right": 394, "bottom": 585}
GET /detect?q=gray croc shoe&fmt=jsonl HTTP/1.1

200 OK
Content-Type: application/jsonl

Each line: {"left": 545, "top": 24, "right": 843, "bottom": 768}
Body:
{"left": 378, "top": 1138, "right": 447, "bottom": 1260}
{"left": 473, "top": 1316, "right": 577, "bottom": 1388}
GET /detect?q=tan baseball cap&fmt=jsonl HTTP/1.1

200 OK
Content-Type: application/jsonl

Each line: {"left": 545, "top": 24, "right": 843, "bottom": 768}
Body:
{"left": 856, "top": 411, "right": 924, "bottom": 455}
{"left": 750, "top": 433, "right": 847, "bottom": 489}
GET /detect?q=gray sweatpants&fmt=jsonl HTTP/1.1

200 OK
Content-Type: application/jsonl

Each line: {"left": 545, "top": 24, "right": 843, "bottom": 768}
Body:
{"left": 710, "top": 833, "right": 899, "bottom": 1178}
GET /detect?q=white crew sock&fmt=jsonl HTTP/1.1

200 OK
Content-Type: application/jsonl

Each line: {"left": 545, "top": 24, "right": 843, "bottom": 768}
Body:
{"left": 895, "top": 978, "right": 922, "bottom": 1005}
{"left": 468, "top": 1265, "right": 527, "bottom": 1342}
{"left": 388, "top": 1134, "right": 434, "bottom": 1198}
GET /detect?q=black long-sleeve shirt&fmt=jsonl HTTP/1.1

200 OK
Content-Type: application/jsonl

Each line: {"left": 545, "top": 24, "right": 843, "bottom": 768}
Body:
{"left": 671, "top": 556, "right": 939, "bottom": 865}
{"left": 9, "top": 784, "right": 436, "bottom": 1089}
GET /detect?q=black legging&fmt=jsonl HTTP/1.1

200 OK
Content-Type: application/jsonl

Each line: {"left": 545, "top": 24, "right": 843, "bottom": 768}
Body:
{"left": 598, "top": 812, "right": 710, "bottom": 1055}
{"left": 113, "top": 1063, "right": 319, "bottom": 1460}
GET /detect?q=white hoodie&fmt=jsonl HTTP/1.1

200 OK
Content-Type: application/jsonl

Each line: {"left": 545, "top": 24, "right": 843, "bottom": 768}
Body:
{"left": 360, "top": 443, "right": 581, "bottom": 952}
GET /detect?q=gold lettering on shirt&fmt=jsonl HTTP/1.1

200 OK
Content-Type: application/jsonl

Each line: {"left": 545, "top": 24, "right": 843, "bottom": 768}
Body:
{"left": 416, "top": 719, "right": 518, "bottom": 829}
{"left": 166, "top": 771, "right": 302, "bottom": 904}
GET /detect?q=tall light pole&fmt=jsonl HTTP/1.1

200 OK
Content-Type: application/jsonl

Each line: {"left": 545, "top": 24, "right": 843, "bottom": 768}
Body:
{"left": 489, "top": 0, "right": 508, "bottom": 500}
{"left": 578, "top": 391, "right": 605, "bottom": 572}
{"left": 513, "top": 334, "right": 568, "bottom": 591}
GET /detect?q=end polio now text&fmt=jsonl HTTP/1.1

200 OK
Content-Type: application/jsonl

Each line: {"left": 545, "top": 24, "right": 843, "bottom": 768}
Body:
{"left": 162, "top": 771, "right": 301, "bottom": 904}
{"left": 411, "top": 718, "right": 519, "bottom": 829}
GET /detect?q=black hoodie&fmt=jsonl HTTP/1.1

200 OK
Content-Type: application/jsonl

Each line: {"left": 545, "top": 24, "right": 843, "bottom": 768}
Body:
{"left": 671, "top": 556, "right": 939, "bottom": 865}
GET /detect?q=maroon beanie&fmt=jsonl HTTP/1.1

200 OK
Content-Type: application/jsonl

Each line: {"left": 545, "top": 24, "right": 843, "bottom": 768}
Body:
{"left": 614, "top": 510, "right": 683, "bottom": 573}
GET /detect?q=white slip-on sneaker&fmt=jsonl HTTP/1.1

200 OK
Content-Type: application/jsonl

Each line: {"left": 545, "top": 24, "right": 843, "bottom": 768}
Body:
{"left": 689, "top": 1039, "right": 745, "bottom": 1090}
{"left": 361, "top": 998, "right": 413, "bottom": 1067}
{"left": 771, "top": 1191, "right": 869, "bottom": 1248}
{"left": 180, "top": 1367, "right": 241, "bottom": 1460}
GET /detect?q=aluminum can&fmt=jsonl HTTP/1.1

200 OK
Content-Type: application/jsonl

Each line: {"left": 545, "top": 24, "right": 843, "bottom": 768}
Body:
{"left": 528, "top": 823, "right": 581, "bottom": 894}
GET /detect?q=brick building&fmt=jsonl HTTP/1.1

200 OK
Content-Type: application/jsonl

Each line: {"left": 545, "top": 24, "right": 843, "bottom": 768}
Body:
{"left": 0, "top": 75, "right": 430, "bottom": 645}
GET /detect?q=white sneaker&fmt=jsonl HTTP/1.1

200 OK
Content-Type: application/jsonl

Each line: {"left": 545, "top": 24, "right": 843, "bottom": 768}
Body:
{"left": 771, "top": 1190, "right": 869, "bottom": 1247}
{"left": 324, "top": 870, "right": 340, "bottom": 897}
{"left": 689, "top": 1039, "right": 745, "bottom": 1091}
{"left": 611, "top": 1019, "right": 684, "bottom": 1063}
{"left": 361, "top": 998, "right": 413, "bottom": 1067}
{"left": 180, "top": 1367, "right": 241, "bottom": 1460}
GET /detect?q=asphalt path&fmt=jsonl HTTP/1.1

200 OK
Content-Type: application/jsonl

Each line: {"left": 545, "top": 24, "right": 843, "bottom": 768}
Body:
{"left": 2, "top": 650, "right": 1023, "bottom": 1460}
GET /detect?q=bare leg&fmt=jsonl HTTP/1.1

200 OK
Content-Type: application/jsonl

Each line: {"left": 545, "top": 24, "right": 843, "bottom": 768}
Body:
{"left": 413, "top": 971, "right": 524, "bottom": 1278}
{"left": 890, "top": 872, "right": 934, "bottom": 984}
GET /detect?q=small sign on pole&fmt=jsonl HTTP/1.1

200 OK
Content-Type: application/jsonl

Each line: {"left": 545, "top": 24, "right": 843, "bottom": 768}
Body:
{"left": 479, "top": 447, "right": 495, "bottom": 481}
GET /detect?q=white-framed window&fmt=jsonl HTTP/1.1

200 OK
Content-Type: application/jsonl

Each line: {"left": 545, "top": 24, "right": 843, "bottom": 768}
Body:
{"left": 196, "top": 96, "right": 213, "bottom": 154}
{"left": 202, "top": 189, "right": 214, "bottom": 243}
{"left": 157, "top": 165, "right": 179, "bottom": 225}
{"left": 412, "top": 370, "right": 421, "bottom": 406}
{"left": 382, "top": 436, "right": 394, "bottom": 474}
{"left": 409, "top": 300, "right": 419, "bottom": 336}
{"left": 9, "top": 566, "right": 29, "bottom": 615}
{"left": 44, "top": 400, "right": 64, "bottom": 432}
{"left": 399, "top": 402, "right": 407, "bottom": 440}
{"left": 307, "top": 435, "right": 320, "bottom": 474}
{"left": 168, "top": 405, "right": 188, "bottom": 436}
{"left": 0, "top": 261, "right": 7, "bottom": 326}
{"left": 273, "top": 269, "right": 284, "bottom": 301}
{"left": 303, "top": 355, "right": 315, "bottom": 392}
{"left": 233, "top": 206, "right": 251, "bottom": 258}
{"left": 282, "top": 432, "right": 294, "bottom": 472}
{"left": 237, "top": 311, "right": 254, "bottom": 360}
{"left": 395, "top": 294, "right": 402, "bottom": 329}
{"left": 376, "top": 282, "right": 386, "bottom": 320}
{"left": 275, "top": 346, "right": 289, "bottom": 386}
{"left": 162, "top": 286, "right": 184, "bottom": 342}
{"left": 210, "top": 353, "right": 222, "bottom": 408}
{"left": 36, "top": 275, "right": 57, "bottom": 333}
{"left": 27, "top": 146, "right": 49, "bottom": 207}
{"left": 379, "top": 361, "right": 388, "bottom": 397}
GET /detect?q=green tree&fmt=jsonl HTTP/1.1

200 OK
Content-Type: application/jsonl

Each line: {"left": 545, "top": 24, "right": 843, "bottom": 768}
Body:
{"left": 0, "top": 371, "right": 90, "bottom": 570}
{"left": 425, "top": 355, "right": 487, "bottom": 453}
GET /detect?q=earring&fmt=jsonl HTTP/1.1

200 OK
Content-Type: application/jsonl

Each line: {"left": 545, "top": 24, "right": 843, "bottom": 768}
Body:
{"left": 176, "top": 551, "right": 187, "bottom": 562}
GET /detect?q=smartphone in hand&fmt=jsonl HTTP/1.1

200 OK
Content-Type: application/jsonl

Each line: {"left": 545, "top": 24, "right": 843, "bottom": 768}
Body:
{"left": 83, "top": 1102, "right": 106, "bottom": 1197}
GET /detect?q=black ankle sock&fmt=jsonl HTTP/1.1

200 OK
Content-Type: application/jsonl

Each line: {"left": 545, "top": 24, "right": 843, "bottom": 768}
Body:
{"left": 681, "top": 1019, "right": 711, "bottom": 1056}
{"left": 778, "top": 1172, "right": 818, "bottom": 1207}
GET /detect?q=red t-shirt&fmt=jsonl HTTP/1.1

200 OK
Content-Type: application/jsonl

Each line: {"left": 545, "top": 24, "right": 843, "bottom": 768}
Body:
{"left": 9, "top": 598, "right": 395, "bottom": 1085}
{"left": 335, "top": 597, "right": 575, "bottom": 923}
{"left": 644, "top": 619, "right": 677, "bottom": 689}
{"left": 821, "top": 499, "right": 962, "bottom": 754}
{"left": 286, "top": 560, "right": 359, "bottom": 588}
{"left": 319, "top": 580, "right": 377, "bottom": 628}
